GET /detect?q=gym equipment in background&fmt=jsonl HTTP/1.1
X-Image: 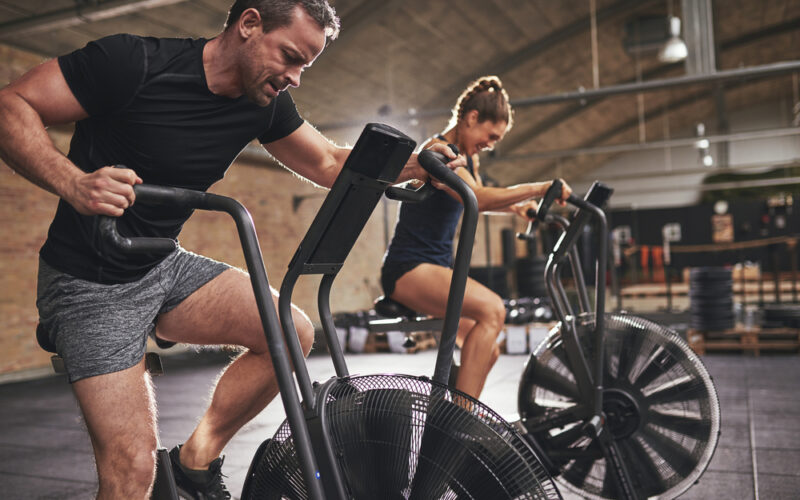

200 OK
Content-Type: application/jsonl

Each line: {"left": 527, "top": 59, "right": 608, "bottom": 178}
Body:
{"left": 102, "top": 123, "right": 561, "bottom": 499}
{"left": 515, "top": 180, "right": 720, "bottom": 500}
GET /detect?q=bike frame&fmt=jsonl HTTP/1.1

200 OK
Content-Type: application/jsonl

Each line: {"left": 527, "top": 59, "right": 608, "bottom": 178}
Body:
{"left": 527, "top": 181, "right": 643, "bottom": 500}
{"left": 100, "top": 124, "right": 480, "bottom": 500}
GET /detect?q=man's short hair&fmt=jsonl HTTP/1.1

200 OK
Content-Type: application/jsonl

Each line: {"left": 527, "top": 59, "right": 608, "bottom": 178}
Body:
{"left": 225, "top": 0, "right": 340, "bottom": 41}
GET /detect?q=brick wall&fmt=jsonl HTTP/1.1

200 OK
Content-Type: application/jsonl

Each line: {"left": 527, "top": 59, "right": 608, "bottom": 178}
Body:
{"left": 0, "top": 43, "right": 520, "bottom": 379}
{"left": 0, "top": 46, "right": 55, "bottom": 377}
{"left": 0, "top": 145, "right": 399, "bottom": 376}
{"left": 0, "top": 42, "right": 403, "bottom": 378}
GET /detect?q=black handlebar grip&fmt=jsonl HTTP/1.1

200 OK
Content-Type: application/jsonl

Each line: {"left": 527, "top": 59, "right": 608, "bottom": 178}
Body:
{"left": 97, "top": 183, "right": 199, "bottom": 255}
{"left": 516, "top": 180, "right": 563, "bottom": 239}
{"left": 516, "top": 207, "right": 538, "bottom": 241}
{"left": 134, "top": 184, "right": 209, "bottom": 207}
{"left": 417, "top": 150, "right": 453, "bottom": 181}
{"left": 98, "top": 216, "right": 177, "bottom": 255}
{"left": 385, "top": 182, "right": 438, "bottom": 202}
{"left": 536, "top": 179, "right": 563, "bottom": 222}
{"left": 385, "top": 144, "right": 460, "bottom": 203}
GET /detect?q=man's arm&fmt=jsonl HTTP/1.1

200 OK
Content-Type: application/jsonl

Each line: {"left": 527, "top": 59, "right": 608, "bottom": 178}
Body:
{"left": 0, "top": 59, "right": 140, "bottom": 216}
{"left": 264, "top": 123, "right": 463, "bottom": 189}
{"left": 262, "top": 122, "right": 349, "bottom": 189}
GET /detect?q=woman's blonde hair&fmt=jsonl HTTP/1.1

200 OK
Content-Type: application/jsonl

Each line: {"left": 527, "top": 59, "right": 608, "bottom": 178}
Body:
{"left": 447, "top": 75, "right": 513, "bottom": 131}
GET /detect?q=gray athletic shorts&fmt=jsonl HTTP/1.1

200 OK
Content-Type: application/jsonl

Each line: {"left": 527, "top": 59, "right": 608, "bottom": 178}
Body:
{"left": 36, "top": 247, "right": 231, "bottom": 383}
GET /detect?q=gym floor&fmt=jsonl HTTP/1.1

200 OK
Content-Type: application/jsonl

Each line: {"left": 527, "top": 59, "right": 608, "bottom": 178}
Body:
{"left": 1, "top": 346, "right": 798, "bottom": 499}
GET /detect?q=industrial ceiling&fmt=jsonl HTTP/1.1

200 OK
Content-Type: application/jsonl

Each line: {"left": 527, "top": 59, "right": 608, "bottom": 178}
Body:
{"left": 0, "top": 0, "right": 797, "bottom": 186}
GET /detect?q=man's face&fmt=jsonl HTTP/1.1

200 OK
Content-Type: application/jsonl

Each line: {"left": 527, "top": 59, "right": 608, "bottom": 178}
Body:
{"left": 238, "top": 6, "right": 326, "bottom": 106}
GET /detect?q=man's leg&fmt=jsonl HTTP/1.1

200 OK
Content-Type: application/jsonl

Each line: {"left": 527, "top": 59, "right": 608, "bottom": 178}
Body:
{"left": 154, "top": 267, "right": 314, "bottom": 469}
{"left": 390, "top": 263, "right": 505, "bottom": 398}
{"left": 72, "top": 358, "right": 158, "bottom": 499}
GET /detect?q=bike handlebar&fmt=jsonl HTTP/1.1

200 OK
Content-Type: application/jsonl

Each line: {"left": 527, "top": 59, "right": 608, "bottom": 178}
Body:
{"left": 97, "top": 184, "right": 210, "bottom": 255}
{"left": 517, "top": 179, "right": 577, "bottom": 241}
{"left": 384, "top": 144, "right": 459, "bottom": 203}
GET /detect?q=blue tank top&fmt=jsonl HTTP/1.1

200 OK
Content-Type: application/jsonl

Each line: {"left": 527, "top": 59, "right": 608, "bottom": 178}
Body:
{"left": 383, "top": 144, "right": 474, "bottom": 268}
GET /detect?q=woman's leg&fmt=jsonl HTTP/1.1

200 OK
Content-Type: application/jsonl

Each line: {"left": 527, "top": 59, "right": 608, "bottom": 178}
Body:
{"left": 391, "top": 263, "right": 505, "bottom": 398}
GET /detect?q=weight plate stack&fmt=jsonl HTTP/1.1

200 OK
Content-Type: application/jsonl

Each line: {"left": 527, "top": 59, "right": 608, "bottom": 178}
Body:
{"left": 504, "top": 297, "right": 554, "bottom": 324}
{"left": 468, "top": 266, "right": 509, "bottom": 298}
{"left": 689, "top": 267, "right": 735, "bottom": 331}
{"left": 762, "top": 303, "right": 800, "bottom": 328}
{"left": 516, "top": 256, "right": 547, "bottom": 299}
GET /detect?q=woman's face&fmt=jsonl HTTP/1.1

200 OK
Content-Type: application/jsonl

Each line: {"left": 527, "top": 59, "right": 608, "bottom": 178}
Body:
{"left": 461, "top": 115, "right": 508, "bottom": 156}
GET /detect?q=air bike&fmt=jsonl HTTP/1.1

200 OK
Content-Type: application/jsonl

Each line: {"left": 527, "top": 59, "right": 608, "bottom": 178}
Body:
{"left": 514, "top": 180, "right": 721, "bottom": 499}
{"left": 100, "top": 123, "right": 561, "bottom": 499}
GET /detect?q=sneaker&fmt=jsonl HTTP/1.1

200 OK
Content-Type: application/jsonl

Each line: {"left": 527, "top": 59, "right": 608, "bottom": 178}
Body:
{"left": 168, "top": 444, "right": 231, "bottom": 500}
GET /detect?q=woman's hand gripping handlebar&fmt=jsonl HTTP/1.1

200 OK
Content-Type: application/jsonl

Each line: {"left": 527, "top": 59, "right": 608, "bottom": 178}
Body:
{"left": 517, "top": 178, "right": 576, "bottom": 241}
{"left": 384, "top": 144, "right": 460, "bottom": 203}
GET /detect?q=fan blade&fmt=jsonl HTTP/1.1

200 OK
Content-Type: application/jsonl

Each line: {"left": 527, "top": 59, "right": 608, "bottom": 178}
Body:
{"left": 550, "top": 343, "right": 571, "bottom": 368}
{"left": 647, "top": 410, "right": 712, "bottom": 441}
{"left": 525, "top": 404, "right": 586, "bottom": 434}
{"left": 639, "top": 425, "right": 697, "bottom": 477}
{"left": 645, "top": 377, "right": 706, "bottom": 406}
{"left": 600, "top": 456, "right": 618, "bottom": 498}
{"left": 548, "top": 423, "right": 588, "bottom": 450}
{"left": 534, "top": 363, "right": 581, "bottom": 401}
{"left": 615, "top": 331, "right": 644, "bottom": 383}
{"left": 631, "top": 345, "right": 679, "bottom": 390}
{"left": 619, "top": 438, "right": 666, "bottom": 493}
{"left": 561, "top": 456, "right": 596, "bottom": 489}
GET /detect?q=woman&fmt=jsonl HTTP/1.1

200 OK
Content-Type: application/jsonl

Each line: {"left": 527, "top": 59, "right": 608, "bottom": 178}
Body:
{"left": 381, "top": 75, "right": 571, "bottom": 398}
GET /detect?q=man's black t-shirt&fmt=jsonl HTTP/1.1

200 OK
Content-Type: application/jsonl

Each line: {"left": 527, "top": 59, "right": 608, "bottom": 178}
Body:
{"left": 40, "top": 34, "right": 304, "bottom": 284}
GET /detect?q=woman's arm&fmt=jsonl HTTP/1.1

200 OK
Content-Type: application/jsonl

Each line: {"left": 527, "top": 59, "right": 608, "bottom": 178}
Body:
{"left": 423, "top": 138, "right": 568, "bottom": 211}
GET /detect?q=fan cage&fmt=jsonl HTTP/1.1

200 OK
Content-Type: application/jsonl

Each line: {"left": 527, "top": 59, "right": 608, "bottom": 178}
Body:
{"left": 246, "top": 373, "right": 561, "bottom": 500}
{"left": 522, "top": 313, "right": 720, "bottom": 500}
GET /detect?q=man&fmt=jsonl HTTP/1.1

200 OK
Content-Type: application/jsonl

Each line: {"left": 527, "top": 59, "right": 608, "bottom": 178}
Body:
{"left": 0, "top": 1, "right": 461, "bottom": 498}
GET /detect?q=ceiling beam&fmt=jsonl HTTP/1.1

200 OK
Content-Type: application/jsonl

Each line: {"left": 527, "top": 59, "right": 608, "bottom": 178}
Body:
{"left": 330, "top": 0, "right": 405, "bottom": 46}
{"left": 492, "top": 126, "right": 800, "bottom": 162}
{"left": 502, "top": 59, "right": 800, "bottom": 109}
{"left": 421, "top": 0, "right": 661, "bottom": 112}
{"left": 0, "top": 0, "right": 188, "bottom": 38}
{"left": 613, "top": 176, "right": 800, "bottom": 196}
{"left": 315, "top": 0, "right": 660, "bottom": 131}
{"left": 510, "top": 74, "right": 767, "bottom": 182}
{"left": 484, "top": 16, "right": 800, "bottom": 179}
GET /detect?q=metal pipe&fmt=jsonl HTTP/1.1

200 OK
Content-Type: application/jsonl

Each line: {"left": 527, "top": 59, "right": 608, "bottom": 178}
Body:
{"left": 551, "top": 213, "right": 593, "bottom": 314}
{"left": 278, "top": 270, "right": 317, "bottom": 410}
{"left": 318, "top": 273, "right": 349, "bottom": 378}
{"left": 205, "top": 193, "right": 324, "bottom": 500}
{"left": 574, "top": 200, "right": 608, "bottom": 416}
{"left": 431, "top": 170, "right": 479, "bottom": 386}
{"left": 589, "top": 0, "right": 600, "bottom": 89}
{"left": 508, "top": 60, "right": 800, "bottom": 109}
{"left": 493, "top": 126, "right": 800, "bottom": 162}
{"left": 573, "top": 158, "right": 800, "bottom": 183}
{"left": 604, "top": 176, "right": 800, "bottom": 197}
{"left": 790, "top": 240, "right": 798, "bottom": 303}
{"left": 315, "top": 60, "right": 800, "bottom": 133}
{"left": 0, "top": 0, "right": 187, "bottom": 38}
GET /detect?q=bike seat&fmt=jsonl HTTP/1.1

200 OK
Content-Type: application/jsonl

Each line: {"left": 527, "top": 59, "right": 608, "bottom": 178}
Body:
{"left": 35, "top": 322, "right": 165, "bottom": 375}
{"left": 373, "top": 296, "right": 420, "bottom": 319}
{"left": 36, "top": 322, "right": 57, "bottom": 353}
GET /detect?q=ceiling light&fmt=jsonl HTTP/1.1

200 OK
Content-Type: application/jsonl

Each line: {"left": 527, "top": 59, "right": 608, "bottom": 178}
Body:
{"left": 658, "top": 16, "right": 688, "bottom": 63}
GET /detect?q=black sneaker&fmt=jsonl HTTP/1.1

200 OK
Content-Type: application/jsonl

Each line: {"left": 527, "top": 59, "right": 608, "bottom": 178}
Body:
{"left": 169, "top": 444, "right": 231, "bottom": 500}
